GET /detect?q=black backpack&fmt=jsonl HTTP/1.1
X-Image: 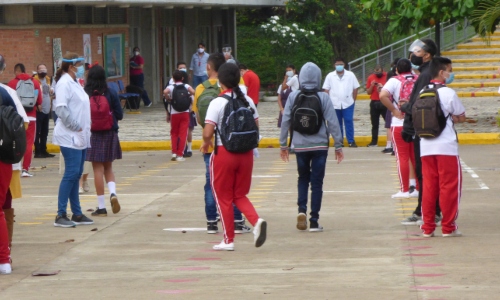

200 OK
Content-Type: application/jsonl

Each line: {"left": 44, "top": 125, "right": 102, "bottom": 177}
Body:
{"left": 290, "top": 89, "right": 324, "bottom": 135}
{"left": 0, "top": 93, "right": 27, "bottom": 164}
{"left": 170, "top": 84, "right": 191, "bottom": 112}
{"left": 216, "top": 95, "right": 259, "bottom": 153}
{"left": 412, "top": 83, "right": 448, "bottom": 139}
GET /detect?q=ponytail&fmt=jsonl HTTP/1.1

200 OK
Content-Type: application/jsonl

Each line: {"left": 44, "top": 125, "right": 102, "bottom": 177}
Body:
{"left": 55, "top": 68, "right": 63, "bottom": 83}
{"left": 233, "top": 85, "right": 254, "bottom": 114}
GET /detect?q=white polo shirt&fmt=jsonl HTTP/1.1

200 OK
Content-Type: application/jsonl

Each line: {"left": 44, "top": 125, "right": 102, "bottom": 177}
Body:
{"left": 381, "top": 75, "right": 414, "bottom": 127}
{"left": 322, "top": 70, "right": 360, "bottom": 109}
{"left": 420, "top": 86, "right": 465, "bottom": 157}
{"left": 165, "top": 83, "right": 193, "bottom": 114}
{"left": 52, "top": 73, "right": 91, "bottom": 150}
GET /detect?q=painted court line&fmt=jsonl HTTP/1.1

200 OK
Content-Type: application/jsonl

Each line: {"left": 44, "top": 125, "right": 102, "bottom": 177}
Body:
{"left": 461, "top": 159, "right": 489, "bottom": 189}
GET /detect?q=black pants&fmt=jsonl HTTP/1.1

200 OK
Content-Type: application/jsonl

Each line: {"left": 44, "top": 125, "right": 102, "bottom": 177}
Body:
{"left": 35, "top": 111, "right": 50, "bottom": 154}
{"left": 130, "top": 73, "right": 151, "bottom": 106}
{"left": 412, "top": 136, "right": 441, "bottom": 216}
{"left": 369, "top": 100, "right": 387, "bottom": 144}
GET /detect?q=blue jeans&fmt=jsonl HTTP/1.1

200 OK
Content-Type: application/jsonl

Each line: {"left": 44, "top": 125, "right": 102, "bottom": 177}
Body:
{"left": 193, "top": 75, "right": 208, "bottom": 90}
{"left": 295, "top": 150, "right": 328, "bottom": 222}
{"left": 335, "top": 102, "right": 355, "bottom": 144}
{"left": 203, "top": 153, "right": 243, "bottom": 221}
{"left": 58, "top": 147, "right": 86, "bottom": 216}
{"left": 130, "top": 73, "right": 152, "bottom": 106}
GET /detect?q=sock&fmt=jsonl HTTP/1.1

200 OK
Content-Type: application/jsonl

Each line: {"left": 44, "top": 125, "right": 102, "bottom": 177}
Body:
{"left": 97, "top": 195, "right": 106, "bottom": 209}
{"left": 107, "top": 182, "right": 116, "bottom": 195}
{"left": 410, "top": 179, "right": 416, "bottom": 187}
{"left": 386, "top": 141, "right": 392, "bottom": 148}
{"left": 187, "top": 142, "right": 192, "bottom": 152}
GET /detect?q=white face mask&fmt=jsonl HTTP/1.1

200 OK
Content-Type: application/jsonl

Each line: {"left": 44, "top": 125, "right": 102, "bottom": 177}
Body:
{"left": 198, "top": 48, "right": 204, "bottom": 53}
{"left": 179, "top": 68, "right": 187, "bottom": 73}
{"left": 134, "top": 51, "right": 140, "bottom": 56}
{"left": 223, "top": 52, "right": 231, "bottom": 57}
{"left": 286, "top": 71, "right": 294, "bottom": 77}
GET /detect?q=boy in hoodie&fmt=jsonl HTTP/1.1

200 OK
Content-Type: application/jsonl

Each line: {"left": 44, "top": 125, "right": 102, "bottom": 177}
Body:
{"left": 8, "top": 63, "right": 43, "bottom": 177}
{"left": 280, "top": 62, "right": 344, "bottom": 232}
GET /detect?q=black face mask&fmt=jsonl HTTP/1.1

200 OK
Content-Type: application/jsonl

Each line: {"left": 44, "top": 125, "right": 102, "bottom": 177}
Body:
{"left": 375, "top": 72, "right": 383, "bottom": 78}
{"left": 38, "top": 72, "right": 47, "bottom": 78}
{"left": 410, "top": 55, "right": 424, "bottom": 66}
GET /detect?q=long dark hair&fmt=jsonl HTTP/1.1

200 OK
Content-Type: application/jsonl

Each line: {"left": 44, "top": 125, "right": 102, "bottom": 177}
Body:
{"left": 84, "top": 65, "right": 107, "bottom": 96}
{"left": 218, "top": 62, "right": 254, "bottom": 113}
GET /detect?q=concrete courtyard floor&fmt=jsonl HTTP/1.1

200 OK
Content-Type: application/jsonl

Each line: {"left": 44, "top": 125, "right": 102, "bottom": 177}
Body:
{"left": 1, "top": 145, "right": 499, "bottom": 299}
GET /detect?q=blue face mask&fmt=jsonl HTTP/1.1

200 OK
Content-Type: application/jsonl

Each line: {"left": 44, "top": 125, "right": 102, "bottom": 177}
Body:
{"left": 445, "top": 72, "right": 454, "bottom": 84}
{"left": 411, "top": 63, "right": 419, "bottom": 70}
{"left": 75, "top": 65, "right": 85, "bottom": 79}
{"left": 335, "top": 65, "right": 344, "bottom": 72}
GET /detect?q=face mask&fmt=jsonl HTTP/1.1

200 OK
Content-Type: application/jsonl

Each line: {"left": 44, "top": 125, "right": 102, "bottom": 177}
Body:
{"left": 203, "top": 70, "right": 208, "bottom": 76}
{"left": 179, "top": 68, "right": 187, "bottom": 73}
{"left": 223, "top": 52, "right": 230, "bottom": 57}
{"left": 335, "top": 65, "right": 344, "bottom": 72}
{"left": 411, "top": 63, "right": 419, "bottom": 70}
{"left": 75, "top": 65, "right": 85, "bottom": 79}
{"left": 445, "top": 72, "right": 454, "bottom": 84}
{"left": 410, "top": 55, "right": 424, "bottom": 66}
{"left": 286, "top": 71, "right": 294, "bottom": 77}
{"left": 375, "top": 72, "right": 383, "bottom": 78}
{"left": 134, "top": 51, "right": 140, "bottom": 56}
{"left": 198, "top": 48, "right": 204, "bottom": 53}
{"left": 38, "top": 72, "right": 47, "bottom": 78}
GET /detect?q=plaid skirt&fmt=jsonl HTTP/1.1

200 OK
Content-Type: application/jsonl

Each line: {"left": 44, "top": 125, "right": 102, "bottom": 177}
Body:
{"left": 86, "top": 130, "right": 122, "bottom": 162}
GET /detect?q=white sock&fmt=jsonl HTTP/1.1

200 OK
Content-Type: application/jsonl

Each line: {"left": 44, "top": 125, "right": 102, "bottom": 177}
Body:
{"left": 107, "top": 182, "right": 116, "bottom": 195}
{"left": 187, "top": 142, "right": 192, "bottom": 152}
{"left": 386, "top": 141, "right": 392, "bottom": 148}
{"left": 410, "top": 179, "right": 416, "bottom": 187}
{"left": 97, "top": 195, "right": 106, "bottom": 209}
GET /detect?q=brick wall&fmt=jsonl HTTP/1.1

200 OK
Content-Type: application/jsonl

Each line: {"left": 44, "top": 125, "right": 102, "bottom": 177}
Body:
{"left": 0, "top": 26, "right": 129, "bottom": 86}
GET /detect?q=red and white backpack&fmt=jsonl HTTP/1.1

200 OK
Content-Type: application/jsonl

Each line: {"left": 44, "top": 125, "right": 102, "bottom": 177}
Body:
{"left": 395, "top": 74, "right": 418, "bottom": 104}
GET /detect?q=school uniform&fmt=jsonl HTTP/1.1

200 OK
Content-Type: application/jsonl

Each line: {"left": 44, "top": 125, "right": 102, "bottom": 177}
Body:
{"left": 420, "top": 82, "right": 465, "bottom": 235}
{"left": 165, "top": 83, "right": 192, "bottom": 157}
{"left": 205, "top": 91, "right": 259, "bottom": 244}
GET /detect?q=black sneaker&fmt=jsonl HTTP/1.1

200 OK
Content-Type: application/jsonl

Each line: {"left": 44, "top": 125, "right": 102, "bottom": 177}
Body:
{"left": 34, "top": 152, "right": 45, "bottom": 158}
{"left": 309, "top": 220, "right": 324, "bottom": 232}
{"left": 184, "top": 151, "right": 193, "bottom": 158}
{"left": 43, "top": 152, "right": 56, "bottom": 158}
{"left": 71, "top": 214, "right": 94, "bottom": 225}
{"left": 381, "top": 147, "right": 393, "bottom": 154}
{"left": 91, "top": 207, "right": 108, "bottom": 217}
{"left": 367, "top": 142, "right": 378, "bottom": 147}
{"left": 409, "top": 185, "right": 416, "bottom": 194}
{"left": 235, "top": 219, "right": 252, "bottom": 234}
{"left": 207, "top": 221, "right": 218, "bottom": 234}
{"left": 54, "top": 214, "right": 76, "bottom": 228}
{"left": 110, "top": 193, "right": 120, "bottom": 214}
{"left": 348, "top": 142, "right": 358, "bottom": 148}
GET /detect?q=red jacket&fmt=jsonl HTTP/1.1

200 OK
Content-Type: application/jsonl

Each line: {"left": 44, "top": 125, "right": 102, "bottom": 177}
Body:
{"left": 242, "top": 70, "right": 261, "bottom": 105}
{"left": 8, "top": 73, "right": 43, "bottom": 118}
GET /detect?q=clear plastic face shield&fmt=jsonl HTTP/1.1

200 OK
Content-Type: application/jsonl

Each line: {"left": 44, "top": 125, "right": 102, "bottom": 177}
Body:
{"left": 409, "top": 39, "right": 427, "bottom": 56}
{"left": 222, "top": 46, "right": 232, "bottom": 53}
{"left": 62, "top": 57, "right": 85, "bottom": 65}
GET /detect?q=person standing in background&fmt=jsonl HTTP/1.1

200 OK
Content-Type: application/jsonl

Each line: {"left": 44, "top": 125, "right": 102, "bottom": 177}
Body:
{"left": 239, "top": 64, "right": 261, "bottom": 106}
{"left": 129, "top": 47, "right": 152, "bottom": 107}
{"left": 189, "top": 42, "right": 209, "bottom": 89}
{"left": 365, "top": 65, "right": 387, "bottom": 147}
{"left": 33, "top": 64, "right": 55, "bottom": 158}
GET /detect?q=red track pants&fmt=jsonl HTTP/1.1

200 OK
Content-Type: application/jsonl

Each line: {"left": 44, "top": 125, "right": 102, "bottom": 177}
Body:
{"left": 0, "top": 161, "right": 12, "bottom": 264}
{"left": 421, "top": 155, "right": 462, "bottom": 234}
{"left": 170, "top": 112, "right": 189, "bottom": 157}
{"left": 392, "top": 126, "right": 417, "bottom": 192}
{"left": 210, "top": 146, "right": 259, "bottom": 244}
{"left": 23, "top": 120, "right": 36, "bottom": 170}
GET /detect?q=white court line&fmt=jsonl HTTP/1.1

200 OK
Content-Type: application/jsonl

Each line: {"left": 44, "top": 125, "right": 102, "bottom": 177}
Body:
{"left": 461, "top": 159, "right": 489, "bottom": 190}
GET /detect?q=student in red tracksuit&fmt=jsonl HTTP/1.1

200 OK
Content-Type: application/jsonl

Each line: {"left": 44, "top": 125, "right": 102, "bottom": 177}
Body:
{"left": 8, "top": 63, "right": 43, "bottom": 177}
{"left": 419, "top": 57, "right": 465, "bottom": 237}
{"left": 200, "top": 62, "right": 267, "bottom": 251}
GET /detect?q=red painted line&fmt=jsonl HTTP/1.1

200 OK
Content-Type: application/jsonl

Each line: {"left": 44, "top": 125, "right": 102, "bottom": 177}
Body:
{"left": 409, "top": 274, "right": 445, "bottom": 277}
{"left": 188, "top": 257, "right": 221, "bottom": 261}
{"left": 410, "top": 264, "right": 444, "bottom": 267}
{"left": 493, "top": 74, "right": 497, "bottom": 79}
{"left": 411, "top": 286, "right": 451, "bottom": 290}
{"left": 401, "top": 238, "right": 428, "bottom": 241}
{"left": 175, "top": 267, "right": 211, "bottom": 271}
{"left": 471, "top": 92, "right": 476, "bottom": 97}
{"left": 404, "top": 253, "right": 436, "bottom": 256}
{"left": 207, "top": 241, "right": 220, "bottom": 244}
{"left": 199, "top": 249, "right": 218, "bottom": 252}
{"left": 403, "top": 231, "right": 422, "bottom": 235}
{"left": 157, "top": 290, "right": 192, "bottom": 294}
{"left": 481, "top": 82, "right": 485, "bottom": 87}
{"left": 164, "top": 279, "right": 200, "bottom": 283}
{"left": 401, "top": 246, "right": 432, "bottom": 250}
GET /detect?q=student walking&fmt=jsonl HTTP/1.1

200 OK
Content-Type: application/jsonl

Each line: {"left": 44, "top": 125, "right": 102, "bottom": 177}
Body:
{"left": 200, "top": 62, "right": 266, "bottom": 251}
{"left": 52, "top": 53, "right": 93, "bottom": 228}
{"left": 419, "top": 57, "right": 465, "bottom": 237}
{"left": 280, "top": 62, "right": 344, "bottom": 231}
{"left": 84, "top": 65, "right": 123, "bottom": 216}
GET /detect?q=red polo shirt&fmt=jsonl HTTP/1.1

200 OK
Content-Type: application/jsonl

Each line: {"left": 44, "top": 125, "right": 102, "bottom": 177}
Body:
{"left": 242, "top": 70, "right": 261, "bottom": 105}
{"left": 365, "top": 72, "right": 387, "bottom": 101}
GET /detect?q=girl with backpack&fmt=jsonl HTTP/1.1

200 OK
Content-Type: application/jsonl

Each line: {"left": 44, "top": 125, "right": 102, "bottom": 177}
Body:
{"left": 84, "top": 65, "right": 123, "bottom": 217}
{"left": 200, "top": 63, "right": 267, "bottom": 251}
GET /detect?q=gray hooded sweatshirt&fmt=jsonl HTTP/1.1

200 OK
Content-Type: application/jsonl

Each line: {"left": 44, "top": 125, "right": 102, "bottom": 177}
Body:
{"left": 279, "top": 62, "right": 343, "bottom": 152}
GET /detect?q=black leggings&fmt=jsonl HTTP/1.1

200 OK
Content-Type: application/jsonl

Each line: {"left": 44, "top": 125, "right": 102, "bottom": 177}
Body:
{"left": 412, "top": 137, "right": 441, "bottom": 216}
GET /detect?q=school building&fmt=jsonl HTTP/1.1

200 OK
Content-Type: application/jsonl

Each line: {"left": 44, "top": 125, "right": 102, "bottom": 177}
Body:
{"left": 0, "top": 0, "right": 283, "bottom": 102}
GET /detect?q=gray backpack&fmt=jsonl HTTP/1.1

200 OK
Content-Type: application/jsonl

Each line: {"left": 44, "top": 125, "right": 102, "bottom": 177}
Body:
{"left": 16, "top": 79, "right": 36, "bottom": 112}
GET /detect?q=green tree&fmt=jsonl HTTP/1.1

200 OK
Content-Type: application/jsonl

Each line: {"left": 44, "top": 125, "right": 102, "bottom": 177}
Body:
{"left": 362, "top": 0, "right": 477, "bottom": 54}
{"left": 471, "top": 0, "right": 500, "bottom": 40}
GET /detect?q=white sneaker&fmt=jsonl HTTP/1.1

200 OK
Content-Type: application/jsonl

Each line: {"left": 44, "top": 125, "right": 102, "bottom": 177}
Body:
{"left": 213, "top": 241, "right": 234, "bottom": 251}
{"left": 409, "top": 190, "right": 419, "bottom": 198}
{"left": 0, "top": 263, "right": 12, "bottom": 275}
{"left": 83, "top": 180, "right": 90, "bottom": 192}
{"left": 79, "top": 187, "right": 84, "bottom": 194}
{"left": 176, "top": 156, "right": 185, "bottom": 162}
{"left": 171, "top": 154, "right": 177, "bottom": 161}
{"left": 21, "top": 169, "right": 33, "bottom": 177}
{"left": 422, "top": 232, "right": 435, "bottom": 238}
{"left": 392, "top": 191, "right": 410, "bottom": 198}
{"left": 253, "top": 218, "right": 267, "bottom": 248}
{"left": 443, "top": 230, "right": 462, "bottom": 237}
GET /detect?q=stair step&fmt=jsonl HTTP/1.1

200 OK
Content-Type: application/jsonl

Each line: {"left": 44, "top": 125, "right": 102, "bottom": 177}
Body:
{"left": 455, "top": 73, "right": 500, "bottom": 79}
{"left": 457, "top": 43, "right": 500, "bottom": 49}
{"left": 449, "top": 82, "right": 500, "bottom": 88}
{"left": 453, "top": 66, "right": 499, "bottom": 71}
{"left": 450, "top": 58, "right": 500, "bottom": 63}
{"left": 471, "top": 37, "right": 500, "bottom": 42}
{"left": 442, "top": 49, "right": 500, "bottom": 55}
